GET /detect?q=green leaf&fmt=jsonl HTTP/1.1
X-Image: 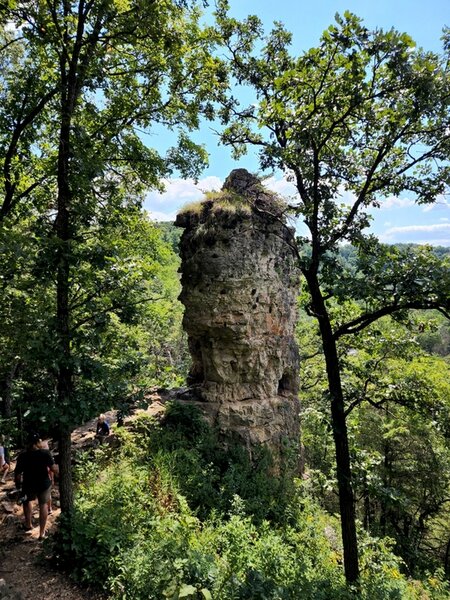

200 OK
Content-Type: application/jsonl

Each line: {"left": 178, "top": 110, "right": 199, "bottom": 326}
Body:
{"left": 178, "top": 584, "right": 197, "bottom": 597}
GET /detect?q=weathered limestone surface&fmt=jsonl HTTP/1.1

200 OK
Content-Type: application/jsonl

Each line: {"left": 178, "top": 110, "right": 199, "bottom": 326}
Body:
{"left": 174, "top": 169, "right": 300, "bottom": 462}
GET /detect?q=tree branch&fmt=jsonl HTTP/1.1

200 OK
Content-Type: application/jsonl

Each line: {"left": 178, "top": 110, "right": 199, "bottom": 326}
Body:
{"left": 334, "top": 300, "right": 448, "bottom": 339}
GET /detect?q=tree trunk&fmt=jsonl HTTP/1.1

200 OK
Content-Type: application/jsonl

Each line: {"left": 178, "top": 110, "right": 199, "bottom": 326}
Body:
{"left": 363, "top": 477, "right": 371, "bottom": 530}
{"left": 379, "top": 438, "right": 391, "bottom": 534}
{"left": 57, "top": 427, "right": 74, "bottom": 513}
{"left": 327, "top": 350, "right": 360, "bottom": 583}
{"left": 54, "top": 85, "right": 75, "bottom": 513}
{"left": 305, "top": 272, "right": 360, "bottom": 583}
{"left": 444, "top": 536, "right": 450, "bottom": 576}
{"left": 53, "top": 3, "right": 94, "bottom": 515}
{"left": 55, "top": 213, "right": 74, "bottom": 513}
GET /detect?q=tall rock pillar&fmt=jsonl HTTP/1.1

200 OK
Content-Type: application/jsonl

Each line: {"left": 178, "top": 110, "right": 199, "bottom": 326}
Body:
{"left": 175, "top": 169, "right": 300, "bottom": 464}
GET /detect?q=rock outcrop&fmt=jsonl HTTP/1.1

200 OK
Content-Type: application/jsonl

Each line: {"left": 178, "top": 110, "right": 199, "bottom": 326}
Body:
{"left": 175, "top": 169, "right": 300, "bottom": 465}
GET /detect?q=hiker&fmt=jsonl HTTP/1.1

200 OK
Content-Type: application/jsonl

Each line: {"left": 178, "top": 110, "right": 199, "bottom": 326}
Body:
{"left": 40, "top": 439, "right": 54, "bottom": 514}
{"left": 116, "top": 410, "right": 124, "bottom": 428}
{"left": 14, "top": 432, "right": 58, "bottom": 540}
{"left": 0, "top": 435, "right": 10, "bottom": 483}
{"left": 95, "top": 414, "right": 110, "bottom": 443}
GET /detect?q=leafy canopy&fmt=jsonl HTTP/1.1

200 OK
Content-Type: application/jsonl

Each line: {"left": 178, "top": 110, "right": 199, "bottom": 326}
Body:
{"left": 217, "top": 6, "right": 450, "bottom": 255}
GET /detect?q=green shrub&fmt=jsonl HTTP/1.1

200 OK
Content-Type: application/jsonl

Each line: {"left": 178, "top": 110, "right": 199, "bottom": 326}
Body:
{"left": 132, "top": 403, "right": 296, "bottom": 523}
{"left": 53, "top": 405, "right": 450, "bottom": 599}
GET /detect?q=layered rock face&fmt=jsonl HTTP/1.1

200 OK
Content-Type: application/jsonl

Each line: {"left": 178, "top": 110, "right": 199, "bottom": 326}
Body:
{"left": 175, "top": 169, "right": 300, "bottom": 463}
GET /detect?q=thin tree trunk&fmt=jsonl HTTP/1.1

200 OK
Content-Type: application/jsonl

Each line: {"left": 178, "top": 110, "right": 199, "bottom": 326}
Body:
{"left": 306, "top": 272, "right": 360, "bottom": 583}
{"left": 363, "top": 477, "right": 371, "bottom": 530}
{"left": 444, "top": 536, "right": 450, "bottom": 576}
{"left": 54, "top": 75, "right": 75, "bottom": 512}
{"left": 55, "top": 198, "right": 74, "bottom": 513}
{"left": 53, "top": 0, "right": 96, "bottom": 515}
{"left": 379, "top": 438, "right": 391, "bottom": 534}
{"left": 57, "top": 427, "right": 74, "bottom": 513}
{"left": 327, "top": 347, "right": 360, "bottom": 583}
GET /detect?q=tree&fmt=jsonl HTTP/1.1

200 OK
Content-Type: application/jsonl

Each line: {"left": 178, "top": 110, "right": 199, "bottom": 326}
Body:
{"left": 216, "top": 3, "right": 450, "bottom": 582}
{"left": 300, "top": 312, "right": 450, "bottom": 573}
{"left": 1, "top": 0, "right": 224, "bottom": 514}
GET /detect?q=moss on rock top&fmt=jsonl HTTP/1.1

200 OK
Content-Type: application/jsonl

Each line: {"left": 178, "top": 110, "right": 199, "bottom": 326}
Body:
{"left": 175, "top": 169, "right": 287, "bottom": 228}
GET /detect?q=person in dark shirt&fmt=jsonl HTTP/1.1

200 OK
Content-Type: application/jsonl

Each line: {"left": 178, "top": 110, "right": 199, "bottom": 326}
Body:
{"left": 14, "top": 432, "right": 58, "bottom": 540}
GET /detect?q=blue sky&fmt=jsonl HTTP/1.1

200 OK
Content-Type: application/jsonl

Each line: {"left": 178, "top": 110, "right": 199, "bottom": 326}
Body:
{"left": 144, "top": 0, "right": 450, "bottom": 246}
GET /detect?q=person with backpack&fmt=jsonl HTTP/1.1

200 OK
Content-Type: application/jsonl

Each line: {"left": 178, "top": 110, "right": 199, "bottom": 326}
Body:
{"left": 14, "top": 432, "right": 58, "bottom": 540}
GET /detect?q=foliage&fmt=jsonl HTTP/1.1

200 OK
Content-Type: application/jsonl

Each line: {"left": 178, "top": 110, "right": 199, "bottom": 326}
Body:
{"left": 128, "top": 403, "right": 296, "bottom": 524}
{"left": 52, "top": 407, "right": 450, "bottom": 599}
{"left": 0, "top": 210, "right": 186, "bottom": 437}
{"left": 156, "top": 222, "right": 183, "bottom": 254}
{"left": 1, "top": 2, "right": 449, "bottom": 592}
{"left": 0, "top": 0, "right": 226, "bottom": 510}
{"left": 299, "top": 313, "right": 450, "bottom": 575}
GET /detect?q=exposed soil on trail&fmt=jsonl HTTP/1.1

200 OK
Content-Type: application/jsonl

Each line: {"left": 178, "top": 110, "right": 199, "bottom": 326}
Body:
{"left": 0, "top": 530, "right": 103, "bottom": 600}
{"left": 0, "top": 398, "right": 167, "bottom": 600}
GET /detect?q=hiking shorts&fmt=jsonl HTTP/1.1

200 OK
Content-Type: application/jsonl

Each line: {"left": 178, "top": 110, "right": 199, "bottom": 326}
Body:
{"left": 23, "top": 486, "right": 51, "bottom": 506}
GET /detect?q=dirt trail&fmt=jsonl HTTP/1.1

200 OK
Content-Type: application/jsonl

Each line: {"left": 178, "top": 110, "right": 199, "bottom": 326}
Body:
{"left": 0, "top": 400, "right": 166, "bottom": 600}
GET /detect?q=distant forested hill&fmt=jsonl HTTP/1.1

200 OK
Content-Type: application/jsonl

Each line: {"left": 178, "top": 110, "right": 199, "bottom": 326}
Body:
{"left": 155, "top": 221, "right": 182, "bottom": 254}
{"left": 339, "top": 243, "right": 450, "bottom": 266}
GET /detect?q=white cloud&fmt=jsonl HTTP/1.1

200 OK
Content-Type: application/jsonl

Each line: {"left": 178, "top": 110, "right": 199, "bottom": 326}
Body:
{"left": 144, "top": 209, "right": 178, "bottom": 222}
{"left": 336, "top": 191, "right": 438, "bottom": 212}
{"left": 386, "top": 223, "right": 450, "bottom": 234}
{"left": 263, "top": 176, "right": 298, "bottom": 198}
{"left": 379, "top": 196, "right": 415, "bottom": 210}
{"left": 381, "top": 223, "right": 450, "bottom": 245}
{"left": 143, "top": 176, "right": 450, "bottom": 246}
{"left": 144, "top": 176, "right": 222, "bottom": 221}
{"left": 334, "top": 189, "right": 414, "bottom": 210}
{"left": 422, "top": 195, "right": 450, "bottom": 213}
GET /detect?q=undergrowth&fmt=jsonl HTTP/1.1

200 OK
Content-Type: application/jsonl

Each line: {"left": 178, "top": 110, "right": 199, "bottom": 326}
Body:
{"left": 53, "top": 403, "right": 450, "bottom": 599}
